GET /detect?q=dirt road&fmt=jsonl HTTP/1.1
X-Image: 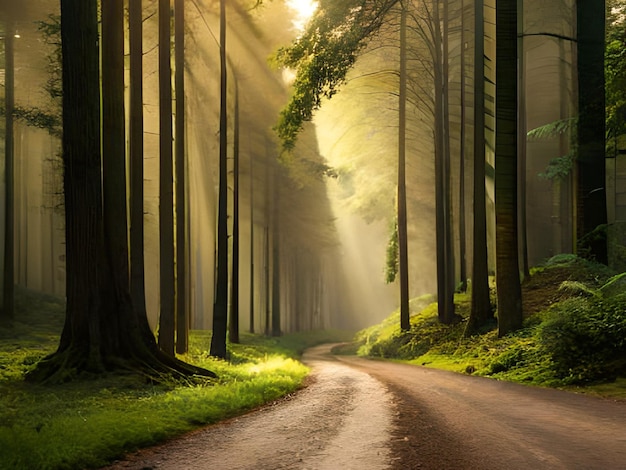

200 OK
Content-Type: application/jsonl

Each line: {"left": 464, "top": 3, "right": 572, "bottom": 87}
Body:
{"left": 105, "top": 344, "right": 626, "bottom": 469}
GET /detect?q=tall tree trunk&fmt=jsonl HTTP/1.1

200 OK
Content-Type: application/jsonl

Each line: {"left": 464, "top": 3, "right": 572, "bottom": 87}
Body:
{"left": 102, "top": 0, "right": 130, "bottom": 318}
{"left": 576, "top": 0, "right": 607, "bottom": 263}
{"left": 175, "top": 0, "right": 188, "bottom": 354}
{"left": 210, "top": 0, "right": 229, "bottom": 358}
{"left": 249, "top": 147, "right": 255, "bottom": 334}
{"left": 129, "top": 0, "right": 148, "bottom": 323}
{"left": 466, "top": 0, "right": 493, "bottom": 336}
{"left": 434, "top": 0, "right": 455, "bottom": 324}
{"left": 264, "top": 225, "right": 270, "bottom": 336}
{"left": 459, "top": 0, "right": 467, "bottom": 292}
{"left": 229, "top": 82, "right": 240, "bottom": 344}
{"left": 517, "top": 0, "right": 530, "bottom": 279}
{"left": 442, "top": 0, "right": 455, "bottom": 321}
{"left": 2, "top": 21, "right": 15, "bottom": 324}
{"left": 158, "top": 0, "right": 176, "bottom": 356}
{"left": 398, "top": 1, "right": 410, "bottom": 332}
{"left": 28, "top": 0, "right": 215, "bottom": 383}
{"left": 495, "top": 0, "right": 522, "bottom": 336}
{"left": 271, "top": 176, "right": 281, "bottom": 337}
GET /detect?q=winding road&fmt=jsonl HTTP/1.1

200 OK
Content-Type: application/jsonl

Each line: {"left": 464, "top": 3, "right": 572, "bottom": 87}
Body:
{"left": 105, "top": 344, "right": 626, "bottom": 469}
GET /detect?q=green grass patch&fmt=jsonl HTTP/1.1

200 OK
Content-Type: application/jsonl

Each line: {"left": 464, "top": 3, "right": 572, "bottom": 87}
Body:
{"left": 352, "top": 255, "right": 626, "bottom": 397}
{"left": 0, "top": 289, "right": 351, "bottom": 469}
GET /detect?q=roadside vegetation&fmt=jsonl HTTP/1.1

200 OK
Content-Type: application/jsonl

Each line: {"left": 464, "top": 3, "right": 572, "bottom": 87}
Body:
{"left": 0, "top": 289, "right": 351, "bottom": 469}
{"left": 338, "top": 255, "right": 626, "bottom": 399}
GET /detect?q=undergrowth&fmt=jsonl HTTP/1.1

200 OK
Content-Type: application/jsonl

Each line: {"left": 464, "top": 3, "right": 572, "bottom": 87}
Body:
{"left": 0, "top": 289, "right": 351, "bottom": 469}
{"left": 351, "top": 255, "right": 626, "bottom": 392}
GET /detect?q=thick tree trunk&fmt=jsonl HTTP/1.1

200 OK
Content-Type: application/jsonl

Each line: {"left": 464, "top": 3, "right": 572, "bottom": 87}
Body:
{"left": 28, "top": 0, "right": 215, "bottom": 383}
{"left": 102, "top": 0, "right": 130, "bottom": 319}
{"left": 495, "top": 0, "right": 522, "bottom": 336}
{"left": 466, "top": 0, "right": 493, "bottom": 336}
{"left": 576, "top": 0, "right": 607, "bottom": 263}
{"left": 210, "top": 0, "right": 229, "bottom": 358}
{"left": 129, "top": 0, "right": 148, "bottom": 323}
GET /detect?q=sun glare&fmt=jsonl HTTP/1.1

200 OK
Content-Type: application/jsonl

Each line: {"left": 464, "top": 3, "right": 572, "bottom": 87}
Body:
{"left": 286, "top": 0, "right": 318, "bottom": 32}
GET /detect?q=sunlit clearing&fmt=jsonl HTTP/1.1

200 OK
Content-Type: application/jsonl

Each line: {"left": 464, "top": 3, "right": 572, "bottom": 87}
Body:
{"left": 247, "top": 355, "right": 303, "bottom": 375}
{"left": 286, "top": 0, "right": 318, "bottom": 32}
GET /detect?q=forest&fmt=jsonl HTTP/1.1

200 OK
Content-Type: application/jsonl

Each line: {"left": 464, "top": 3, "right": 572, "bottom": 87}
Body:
{"left": 1, "top": 0, "right": 626, "bottom": 468}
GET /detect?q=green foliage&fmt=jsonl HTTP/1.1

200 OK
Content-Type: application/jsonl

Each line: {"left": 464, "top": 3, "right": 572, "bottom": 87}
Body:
{"left": 606, "top": 2, "right": 626, "bottom": 143}
{"left": 538, "top": 153, "right": 575, "bottom": 180}
{"left": 600, "top": 271, "right": 626, "bottom": 297}
{"left": 558, "top": 280, "right": 600, "bottom": 298}
{"left": 355, "top": 255, "right": 626, "bottom": 388}
{"left": 527, "top": 117, "right": 577, "bottom": 141}
{"left": 538, "top": 297, "right": 626, "bottom": 383}
{"left": 527, "top": 118, "right": 577, "bottom": 180}
{"left": 384, "top": 220, "right": 399, "bottom": 283}
{"left": 273, "top": 0, "right": 399, "bottom": 150}
{"left": 12, "top": 106, "right": 62, "bottom": 136}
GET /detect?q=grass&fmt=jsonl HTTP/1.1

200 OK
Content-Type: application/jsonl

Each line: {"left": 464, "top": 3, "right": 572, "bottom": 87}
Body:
{"left": 0, "top": 288, "right": 353, "bottom": 470}
{"left": 347, "top": 255, "right": 626, "bottom": 398}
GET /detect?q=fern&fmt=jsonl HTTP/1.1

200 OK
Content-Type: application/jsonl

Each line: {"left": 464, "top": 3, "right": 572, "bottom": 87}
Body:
{"left": 527, "top": 117, "right": 577, "bottom": 140}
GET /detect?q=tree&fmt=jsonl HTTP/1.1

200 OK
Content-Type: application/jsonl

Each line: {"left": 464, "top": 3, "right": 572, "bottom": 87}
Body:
{"left": 129, "top": 0, "right": 148, "bottom": 323}
{"left": 275, "top": 0, "right": 400, "bottom": 151}
{"left": 175, "top": 0, "right": 188, "bottom": 354}
{"left": 397, "top": 1, "right": 410, "bottom": 331}
{"left": 465, "top": 0, "right": 493, "bottom": 336}
{"left": 210, "top": 0, "right": 229, "bottom": 358}
{"left": 606, "top": 0, "right": 626, "bottom": 148}
{"left": 577, "top": 0, "right": 607, "bottom": 263}
{"left": 1, "top": 17, "right": 15, "bottom": 325}
{"left": 158, "top": 0, "right": 176, "bottom": 356}
{"left": 433, "top": 0, "right": 456, "bottom": 324}
{"left": 229, "top": 81, "right": 241, "bottom": 344}
{"left": 101, "top": 0, "right": 130, "bottom": 327}
{"left": 494, "top": 0, "right": 523, "bottom": 336}
{"left": 28, "top": 0, "right": 214, "bottom": 383}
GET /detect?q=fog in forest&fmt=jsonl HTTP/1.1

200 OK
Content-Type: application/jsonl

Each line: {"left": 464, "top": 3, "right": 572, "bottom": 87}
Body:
{"left": 0, "top": 0, "right": 403, "bottom": 333}
{"left": 2, "top": 0, "right": 614, "bottom": 333}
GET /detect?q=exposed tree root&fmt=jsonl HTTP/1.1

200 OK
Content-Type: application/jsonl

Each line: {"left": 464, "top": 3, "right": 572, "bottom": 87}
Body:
{"left": 26, "top": 343, "right": 217, "bottom": 385}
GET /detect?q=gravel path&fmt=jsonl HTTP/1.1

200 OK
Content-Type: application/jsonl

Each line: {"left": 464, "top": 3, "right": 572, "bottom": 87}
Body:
{"left": 104, "top": 345, "right": 626, "bottom": 469}
{"left": 102, "top": 344, "right": 394, "bottom": 470}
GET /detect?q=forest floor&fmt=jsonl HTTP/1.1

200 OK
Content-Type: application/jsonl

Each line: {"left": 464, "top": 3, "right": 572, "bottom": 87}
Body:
{"left": 103, "top": 343, "right": 626, "bottom": 470}
{"left": 102, "top": 344, "right": 394, "bottom": 470}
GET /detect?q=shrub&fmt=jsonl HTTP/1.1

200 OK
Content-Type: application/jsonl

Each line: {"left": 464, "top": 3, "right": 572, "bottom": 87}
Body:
{"left": 538, "top": 297, "right": 626, "bottom": 383}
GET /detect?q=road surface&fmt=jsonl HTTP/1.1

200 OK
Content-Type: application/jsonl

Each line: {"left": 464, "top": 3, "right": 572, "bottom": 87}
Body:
{"left": 104, "top": 344, "right": 626, "bottom": 469}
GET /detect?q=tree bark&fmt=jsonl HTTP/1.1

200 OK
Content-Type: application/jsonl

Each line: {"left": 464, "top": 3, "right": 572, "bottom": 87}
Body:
{"left": 210, "top": 0, "right": 229, "bottom": 358}
{"left": 576, "top": 0, "right": 607, "bottom": 263}
{"left": 466, "top": 0, "right": 493, "bottom": 336}
{"left": 2, "top": 20, "right": 15, "bottom": 324}
{"left": 158, "top": 0, "right": 176, "bottom": 356}
{"left": 102, "top": 0, "right": 130, "bottom": 319}
{"left": 175, "top": 0, "right": 188, "bottom": 354}
{"left": 495, "top": 0, "right": 522, "bottom": 336}
{"left": 229, "top": 82, "right": 241, "bottom": 344}
{"left": 129, "top": 0, "right": 148, "bottom": 324}
{"left": 398, "top": 1, "right": 410, "bottom": 332}
{"left": 28, "top": 0, "right": 215, "bottom": 383}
